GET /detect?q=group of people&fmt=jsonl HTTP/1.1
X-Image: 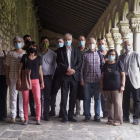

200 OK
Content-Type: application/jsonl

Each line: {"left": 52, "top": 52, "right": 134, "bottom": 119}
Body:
{"left": 0, "top": 33, "right": 140, "bottom": 126}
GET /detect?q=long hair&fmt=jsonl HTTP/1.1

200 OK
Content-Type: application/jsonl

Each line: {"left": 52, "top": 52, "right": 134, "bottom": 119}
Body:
{"left": 26, "top": 41, "right": 38, "bottom": 56}
{"left": 106, "top": 49, "right": 118, "bottom": 61}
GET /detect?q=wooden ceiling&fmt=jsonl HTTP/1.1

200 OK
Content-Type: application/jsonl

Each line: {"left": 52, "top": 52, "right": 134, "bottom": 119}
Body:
{"left": 35, "top": 0, "right": 111, "bottom": 39}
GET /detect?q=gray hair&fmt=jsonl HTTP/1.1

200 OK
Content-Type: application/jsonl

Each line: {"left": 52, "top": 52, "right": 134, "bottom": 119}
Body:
{"left": 13, "top": 36, "right": 24, "bottom": 47}
{"left": 64, "top": 33, "right": 72, "bottom": 40}
{"left": 88, "top": 37, "right": 96, "bottom": 43}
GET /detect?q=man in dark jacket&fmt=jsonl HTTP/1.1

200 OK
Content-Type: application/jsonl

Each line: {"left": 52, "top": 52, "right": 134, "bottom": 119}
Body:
{"left": 57, "top": 33, "right": 82, "bottom": 122}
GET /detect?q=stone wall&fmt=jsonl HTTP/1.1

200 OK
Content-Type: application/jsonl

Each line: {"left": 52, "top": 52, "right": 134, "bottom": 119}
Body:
{"left": 0, "top": 0, "right": 39, "bottom": 51}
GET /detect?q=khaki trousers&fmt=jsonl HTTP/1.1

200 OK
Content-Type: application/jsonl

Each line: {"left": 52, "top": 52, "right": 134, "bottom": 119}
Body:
{"left": 104, "top": 90, "right": 123, "bottom": 124}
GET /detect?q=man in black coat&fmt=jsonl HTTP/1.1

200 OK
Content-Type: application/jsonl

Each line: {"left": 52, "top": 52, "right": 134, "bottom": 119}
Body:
{"left": 57, "top": 33, "right": 82, "bottom": 122}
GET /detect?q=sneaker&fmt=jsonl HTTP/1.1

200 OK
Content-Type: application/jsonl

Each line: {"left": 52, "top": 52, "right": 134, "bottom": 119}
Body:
{"left": 94, "top": 117, "right": 101, "bottom": 122}
{"left": 36, "top": 120, "right": 42, "bottom": 125}
{"left": 20, "top": 117, "right": 25, "bottom": 122}
{"left": 74, "top": 112, "right": 80, "bottom": 117}
{"left": 23, "top": 120, "right": 28, "bottom": 125}
{"left": 11, "top": 118, "right": 16, "bottom": 123}
{"left": 133, "top": 119, "right": 139, "bottom": 125}
{"left": 84, "top": 117, "right": 90, "bottom": 122}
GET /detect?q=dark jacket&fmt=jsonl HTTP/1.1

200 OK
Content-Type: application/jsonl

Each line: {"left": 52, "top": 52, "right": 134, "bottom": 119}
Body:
{"left": 56, "top": 46, "right": 82, "bottom": 81}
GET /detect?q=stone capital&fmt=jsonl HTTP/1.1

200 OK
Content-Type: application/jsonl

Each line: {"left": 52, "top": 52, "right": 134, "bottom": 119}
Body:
{"left": 111, "top": 28, "right": 122, "bottom": 45}
{"left": 117, "top": 21, "right": 131, "bottom": 40}
{"left": 127, "top": 12, "right": 140, "bottom": 33}
{"left": 105, "top": 33, "right": 114, "bottom": 49}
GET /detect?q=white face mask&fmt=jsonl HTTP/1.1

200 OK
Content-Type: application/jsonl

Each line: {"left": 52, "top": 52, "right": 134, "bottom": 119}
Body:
{"left": 89, "top": 44, "right": 95, "bottom": 50}
{"left": 125, "top": 45, "right": 131, "bottom": 51}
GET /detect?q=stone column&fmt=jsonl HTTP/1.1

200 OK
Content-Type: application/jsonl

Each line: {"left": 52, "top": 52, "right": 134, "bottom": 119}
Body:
{"left": 127, "top": 12, "right": 140, "bottom": 53}
{"left": 105, "top": 33, "right": 115, "bottom": 50}
{"left": 111, "top": 28, "right": 122, "bottom": 55}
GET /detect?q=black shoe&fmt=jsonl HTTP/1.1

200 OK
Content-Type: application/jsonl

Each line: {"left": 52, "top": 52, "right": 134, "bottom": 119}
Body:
{"left": 84, "top": 117, "right": 90, "bottom": 122}
{"left": 49, "top": 110, "right": 56, "bottom": 117}
{"left": 68, "top": 117, "right": 77, "bottom": 122}
{"left": 133, "top": 119, "right": 139, "bottom": 125}
{"left": 31, "top": 112, "right": 36, "bottom": 117}
{"left": 94, "top": 117, "right": 101, "bottom": 122}
{"left": 123, "top": 117, "right": 130, "bottom": 123}
{"left": 61, "top": 117, "right": 68, "bottom": 123}
{"left": 44, "top": 116, "right": 50, "bottom": 121}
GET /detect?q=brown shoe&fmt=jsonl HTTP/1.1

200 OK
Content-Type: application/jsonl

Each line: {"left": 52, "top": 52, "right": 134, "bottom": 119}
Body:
{"left": 106, "top": 121, "right": 113, "bottom": 125}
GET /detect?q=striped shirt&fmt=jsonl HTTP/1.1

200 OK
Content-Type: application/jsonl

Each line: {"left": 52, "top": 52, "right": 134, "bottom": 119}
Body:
{"left": 80, "top": 50, "right": 104, "bottom": 83}
{"left": 0, "top": 50, "right": 6, "bottom": 75}
{"left": 5, "top": 50, "right": 26, "bottom": 79}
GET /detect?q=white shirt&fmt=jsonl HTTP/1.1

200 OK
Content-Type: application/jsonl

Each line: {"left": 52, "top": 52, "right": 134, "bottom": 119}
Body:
{"left": 66, "top": 47, "right": 72, "bottom": 68}
{"left": 124, "top": 51, "right": 132, "bottom": 75}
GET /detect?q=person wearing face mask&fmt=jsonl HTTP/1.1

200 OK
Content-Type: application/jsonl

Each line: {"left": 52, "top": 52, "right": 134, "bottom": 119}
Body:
{"left": 22, "top": 34, "right": 36, "bottom": 117}
{"left": 0, "top": 38, "right": 7, "bottom": 121}
{"left": 98, "top": 38, "right": 108, "bottom": 119}
{"left": 18, "top": 41, "right": 44, "bottom": 125}
{"left": 74, "top": 36, "right": 89, "bottom": 117}
{"left": 23, "top": 34, "right": 32, "bottom": 51}
{"left": 49, "top": 37, "right": 64, "bottom": 117}
{"left": 80, "top": 37, "right": 104, "bottom": 122}
{"left": 119, "top": 40, "right": 140, "bottom": 125}
{"left": 100, "top": 49, "right": 125, "bottom": 126}
{"left": 39, "top": 36, "right": 57, "bottom": 121}
{"left": 5, "top": 36, "right": 25, "bottom": 123}
{"left": 57, "top": 33, "right": 82, "bottom": 122}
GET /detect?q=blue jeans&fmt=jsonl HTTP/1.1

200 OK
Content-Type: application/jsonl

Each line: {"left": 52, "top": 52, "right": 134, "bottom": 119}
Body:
{"left": 84, "top": 82, "right": 101, "bottom": 119}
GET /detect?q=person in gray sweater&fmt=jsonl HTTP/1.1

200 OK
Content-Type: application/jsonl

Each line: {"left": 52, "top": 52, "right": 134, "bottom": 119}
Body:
{"left": 119, "top": 40, "right": 140, "bottom": 125}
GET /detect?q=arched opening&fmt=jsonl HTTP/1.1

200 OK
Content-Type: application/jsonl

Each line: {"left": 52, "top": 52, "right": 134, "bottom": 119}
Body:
{"left": 108, "top": 20, "right": 112, "bottom": 33}
{"left": 114, "top": 12, "right": 119, "bottom": 27}
{"left": 122, "top": 2, "right": 129, "bottom": 21}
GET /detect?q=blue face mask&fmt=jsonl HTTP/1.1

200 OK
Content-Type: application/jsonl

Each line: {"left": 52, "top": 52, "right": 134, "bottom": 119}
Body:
{"left": 108, "top": 55, "right": 115, "bottom": 62}
{"left": 99, "top": 45, "right": 105, "bottom": 51}
{"left": 15, "top": 43, "right": 22, "bottom": 49}
{"left": 57, "top": 43, "right": 63, "bottom": 48}
{"left": 79, "top": 41, "right": 85, "bottom": 47}
{"left": 65, "top": 41, "right": 71, "bottom": 47}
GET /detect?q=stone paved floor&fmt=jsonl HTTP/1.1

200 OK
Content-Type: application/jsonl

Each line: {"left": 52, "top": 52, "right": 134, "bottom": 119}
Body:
{"left": 0, "top": 90, "right": 140, "bottom": 140}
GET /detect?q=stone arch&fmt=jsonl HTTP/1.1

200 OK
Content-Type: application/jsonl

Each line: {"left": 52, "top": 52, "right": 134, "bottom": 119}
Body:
{"left": 114, "top": 12, "right": 119, "bottom": 28}
{"left": 134, "top": 0, "right": 140, "bottom": 12}
{"left": 108, "top": 20, "right": 112, "bottom": 33}
{"left": 122, "top": 2, "right": 129, "bottom": 21}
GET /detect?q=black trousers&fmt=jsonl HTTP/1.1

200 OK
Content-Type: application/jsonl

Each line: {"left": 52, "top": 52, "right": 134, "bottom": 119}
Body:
{"left": 101, "top": 94, "right": 108, "bottom": 117}
{"left": 123, "top": 75, "right": 140, "bottom": 119}
{"left": 50, "top": 73, "right": 62, "bottom": 111}
{"left": 61, "top": 75, "right": 78, "bottom": 118}
{"left": 0, "top": 75, "right": 7, "bottom": 119}
{"left": 43, "top": 75, "right": 52, "bottom": 117}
